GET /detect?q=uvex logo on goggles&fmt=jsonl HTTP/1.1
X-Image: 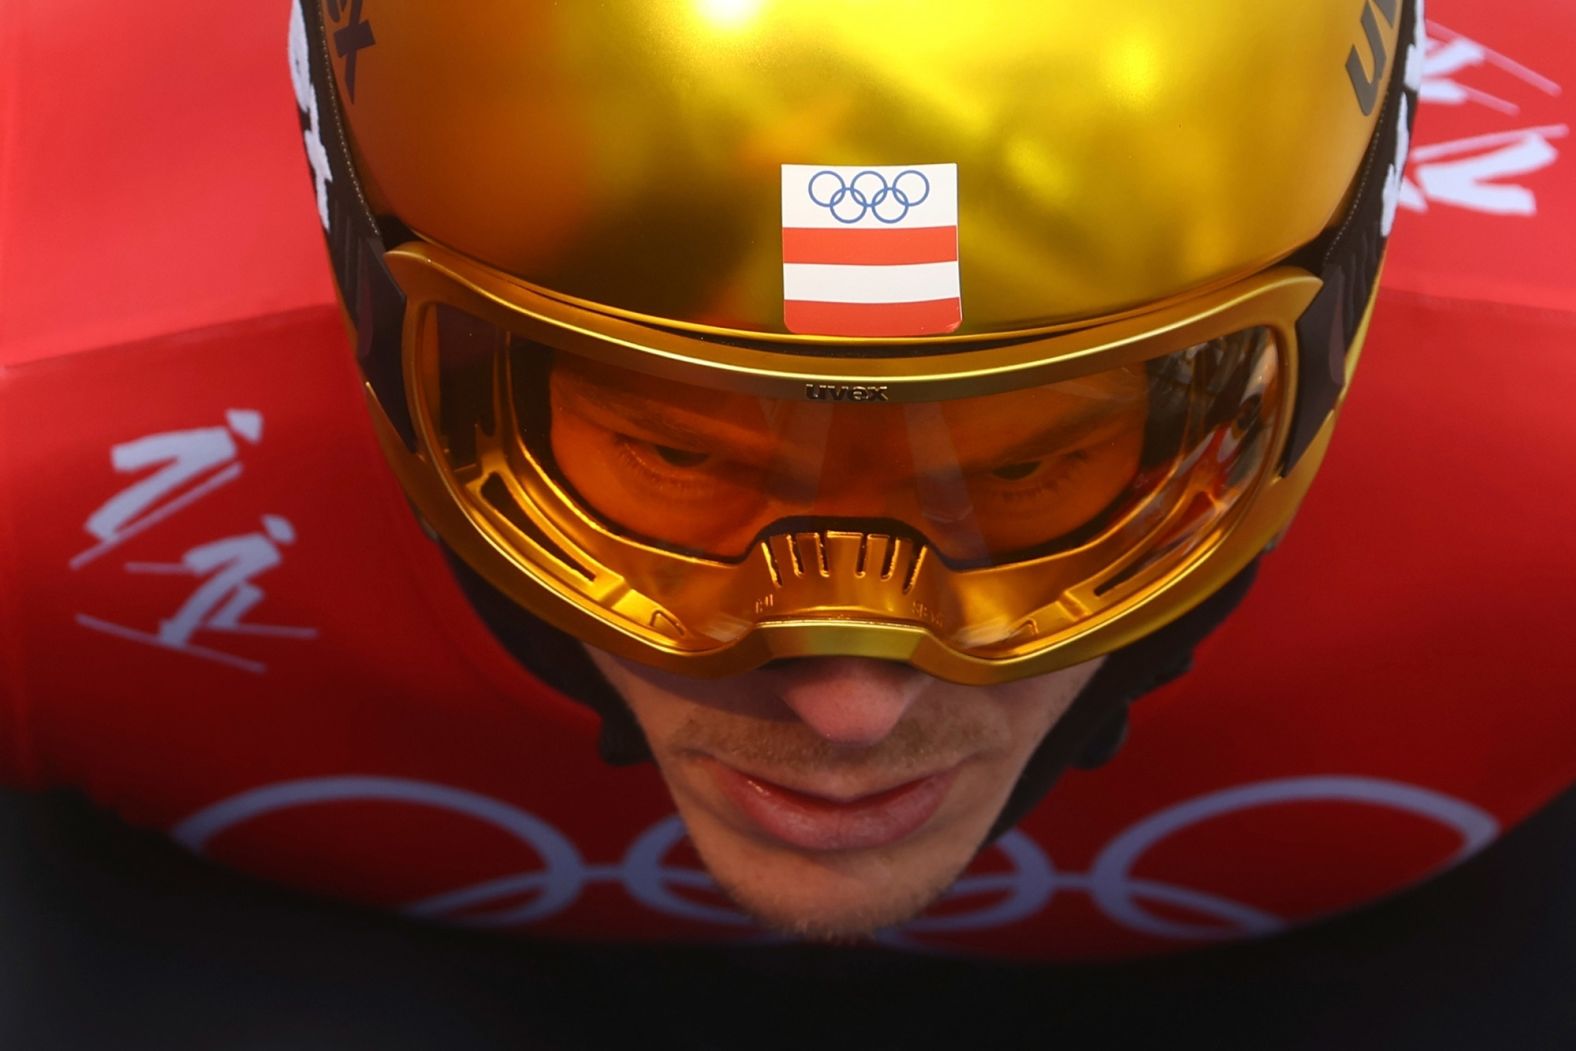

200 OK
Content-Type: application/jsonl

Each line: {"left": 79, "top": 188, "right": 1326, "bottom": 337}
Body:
{"left": 804, "top": 384, "right": 891, "bottom": 402}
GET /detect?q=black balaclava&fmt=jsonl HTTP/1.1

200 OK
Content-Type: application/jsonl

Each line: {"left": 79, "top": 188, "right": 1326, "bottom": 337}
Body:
{"left": 446, "top": 550, "right": 1260, "bottom": 841}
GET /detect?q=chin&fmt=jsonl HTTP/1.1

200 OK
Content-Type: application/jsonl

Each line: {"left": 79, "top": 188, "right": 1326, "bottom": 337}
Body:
{"left": 693, "top": 822, "right": 981, "bottom": 942}
{"left": 717, "top": 868, "right": 961, "bottom": 943}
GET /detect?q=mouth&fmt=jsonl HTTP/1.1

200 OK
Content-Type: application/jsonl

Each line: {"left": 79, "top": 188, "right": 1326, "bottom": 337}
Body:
{"left": 704, "top": 758, "right": 958, "bottom": 852}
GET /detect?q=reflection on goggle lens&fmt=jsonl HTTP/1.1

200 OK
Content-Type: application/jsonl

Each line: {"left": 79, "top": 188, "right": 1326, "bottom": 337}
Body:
{"left": 431, "top": 304, "right": 1280, "bottom": 575}
{"left": 543, "top": 356, "right": 1154, "bottom": 563}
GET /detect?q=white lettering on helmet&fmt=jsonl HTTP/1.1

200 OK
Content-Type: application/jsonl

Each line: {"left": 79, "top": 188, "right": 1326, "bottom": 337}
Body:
{"left": 289, "top": 0, "right": 334, "bottom": 231}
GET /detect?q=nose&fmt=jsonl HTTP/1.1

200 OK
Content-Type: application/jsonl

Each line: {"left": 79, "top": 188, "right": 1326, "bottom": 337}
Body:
{"left": 768, "top": 657, "right": 929, "bottom": 747}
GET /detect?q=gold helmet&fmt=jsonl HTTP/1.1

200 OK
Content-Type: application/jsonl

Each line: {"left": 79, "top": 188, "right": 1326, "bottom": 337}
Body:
{"left": 291, "top": 0, "right": 1421, "bottom": 685}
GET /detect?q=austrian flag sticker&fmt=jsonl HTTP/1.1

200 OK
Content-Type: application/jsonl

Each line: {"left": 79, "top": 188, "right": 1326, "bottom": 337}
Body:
{"left": 781, "top": 163, "right": 961, "bottom": 336}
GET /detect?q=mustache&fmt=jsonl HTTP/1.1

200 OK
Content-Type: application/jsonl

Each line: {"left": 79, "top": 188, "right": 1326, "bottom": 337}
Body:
{"left": 669, "top": 698, "right": 1008, "bottom": 778}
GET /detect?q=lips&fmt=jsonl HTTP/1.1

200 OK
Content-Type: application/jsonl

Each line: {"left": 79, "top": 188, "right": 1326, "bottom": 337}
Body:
{"left": 706, "top": 759, "right": 956, "bottom": 852}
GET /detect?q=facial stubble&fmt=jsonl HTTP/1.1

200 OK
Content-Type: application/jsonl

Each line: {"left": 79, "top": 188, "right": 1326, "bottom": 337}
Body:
{"left": 660, "top": 691, "right": 1064, "bottom": 942}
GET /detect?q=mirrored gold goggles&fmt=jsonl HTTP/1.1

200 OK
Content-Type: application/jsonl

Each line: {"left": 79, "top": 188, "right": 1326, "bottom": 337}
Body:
{"left": 383, "top": 242, "right": 1323, "bottom": 683}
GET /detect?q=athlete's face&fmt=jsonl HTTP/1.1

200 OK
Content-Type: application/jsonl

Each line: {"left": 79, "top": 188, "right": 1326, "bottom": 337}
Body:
{"left": 586, "top": 648, "right": 1099, "bottom": 940}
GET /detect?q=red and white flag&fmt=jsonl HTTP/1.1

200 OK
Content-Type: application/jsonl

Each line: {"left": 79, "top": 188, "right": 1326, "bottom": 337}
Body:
{"left": 781, "top": 163, "right": 961, "bottom": 336}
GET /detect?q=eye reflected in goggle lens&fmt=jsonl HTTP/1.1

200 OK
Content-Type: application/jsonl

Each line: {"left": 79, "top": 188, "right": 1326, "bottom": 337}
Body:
{"left": 429, "top": 303, "right": 1280, "bottom": 570}
{"left": 540, "top": 356, "right": 1156, "bottom": 563}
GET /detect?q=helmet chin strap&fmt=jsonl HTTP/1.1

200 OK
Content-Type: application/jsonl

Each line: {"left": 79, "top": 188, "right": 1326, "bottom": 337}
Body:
{"left": 442, "top": 541, "right": 1260, "bottom": 846}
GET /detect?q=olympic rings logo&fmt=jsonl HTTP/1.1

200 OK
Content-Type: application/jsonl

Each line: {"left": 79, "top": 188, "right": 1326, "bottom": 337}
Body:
{"left": 808, "top": 169, "right": 931, "bottom": 224}
{"left": 172, "top": 774, "right": 1500, "bottom": 946}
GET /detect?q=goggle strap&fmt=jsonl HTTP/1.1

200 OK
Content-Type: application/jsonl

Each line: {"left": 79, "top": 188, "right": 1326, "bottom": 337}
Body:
{"left": 1284, "top": 0, "right": 1421, "bottom": 471}
{"left": 295, "top": 0, "right": 414, "bottom": 448}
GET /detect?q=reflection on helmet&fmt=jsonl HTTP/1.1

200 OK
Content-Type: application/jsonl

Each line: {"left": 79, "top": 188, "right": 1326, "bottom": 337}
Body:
{"left": 293, "top": 0, "right": 1421, "bottom": 682}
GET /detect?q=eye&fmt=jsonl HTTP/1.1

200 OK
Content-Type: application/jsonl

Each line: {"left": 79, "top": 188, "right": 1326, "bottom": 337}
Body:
{"left": 650, "top": 443, "right": 710, "bottom": 468}
{"left": 990, "top": 460, "right": 1041, "bottom": 481}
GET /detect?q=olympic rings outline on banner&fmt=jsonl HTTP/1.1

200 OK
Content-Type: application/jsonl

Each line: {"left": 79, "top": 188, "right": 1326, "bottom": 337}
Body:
{"left": 807, "top": 169, "right": 931, "bottom": 224}
{"left": 172, "top": 774, "right": 1501, "bottom": 945}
